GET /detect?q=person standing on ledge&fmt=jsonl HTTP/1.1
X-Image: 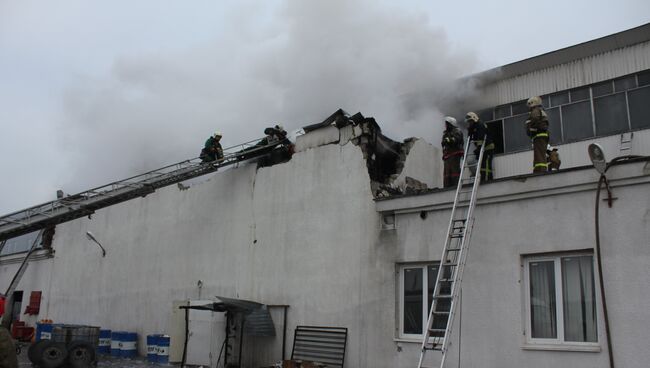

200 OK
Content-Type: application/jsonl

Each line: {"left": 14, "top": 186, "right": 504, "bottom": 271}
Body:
{"left": 441, "top": 116, "right": 464, "bottom": 188}
{"left": 525, "top": 96, "right": 550, "bottom": 173}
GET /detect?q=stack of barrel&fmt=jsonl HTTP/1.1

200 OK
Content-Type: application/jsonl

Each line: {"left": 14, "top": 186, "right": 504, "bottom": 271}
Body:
{"left": 146, "top": 334, "right": 170, "bottom": 364}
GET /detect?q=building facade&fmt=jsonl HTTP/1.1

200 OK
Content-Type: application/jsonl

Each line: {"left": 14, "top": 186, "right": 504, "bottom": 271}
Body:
{"left": 1, "top": 24, "right": 650, "bottom": 368}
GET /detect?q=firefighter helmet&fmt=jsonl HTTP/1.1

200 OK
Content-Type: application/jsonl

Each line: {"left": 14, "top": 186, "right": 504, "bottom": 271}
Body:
{"left": 213, "top": 131, "right": 222, "bottom": 138}
{"left": 527, "top": 96, "right": 543, "bottom": 108}
{"left": 444, "top": 116, "right": 458, "bottom": 128}
{"left": 465, "top": 112, "right": 479, "bottom": 123}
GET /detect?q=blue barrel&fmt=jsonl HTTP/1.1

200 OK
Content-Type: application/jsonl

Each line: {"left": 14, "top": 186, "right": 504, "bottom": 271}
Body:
{"left": 35, "top": 323, "right": 53, "bottom": 341}
{"left": 146, "top": 334, "right": 159, "bottom": 362}
{"left": 121, "top": 332, "right": 137, "bottom": 358}
{"left": 110, "top": 331, "right": 123, "bottom": 357}
{"left": 156, "top": 335, "right": 170, "bottom": 364}
{"left": 97, "top": 329, "right": 111, "bottom": 354}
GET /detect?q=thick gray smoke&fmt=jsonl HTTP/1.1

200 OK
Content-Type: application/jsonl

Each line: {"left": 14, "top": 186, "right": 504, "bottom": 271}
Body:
{"left": 55, "top": 0, "right": 478, "bottom": 195}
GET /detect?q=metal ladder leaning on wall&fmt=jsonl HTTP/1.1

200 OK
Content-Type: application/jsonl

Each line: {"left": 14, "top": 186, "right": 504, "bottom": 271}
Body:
{"left": 417, "top": 138, "right": 486, "bottom": 368}
{"left": 0, "top": 138, "right": 287, "bottom": 242}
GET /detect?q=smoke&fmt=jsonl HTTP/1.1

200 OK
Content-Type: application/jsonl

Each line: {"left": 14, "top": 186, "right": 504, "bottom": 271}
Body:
{"left": 56, "top": 0, "right": 478, "bottom": 194}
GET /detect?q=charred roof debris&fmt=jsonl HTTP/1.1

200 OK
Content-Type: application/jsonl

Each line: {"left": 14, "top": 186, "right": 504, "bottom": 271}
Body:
{"left": 303, "top": 109, "right": 426, "bottom": 198}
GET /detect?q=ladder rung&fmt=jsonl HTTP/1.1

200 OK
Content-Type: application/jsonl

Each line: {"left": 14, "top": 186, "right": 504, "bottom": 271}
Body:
{"left": 433, "top": 311, "right": 450, "bottom": 315}
{"left": 450, "top": 234, "right": 464, "bottom": 239}
{"left": 446, "top": 248, "right": 461, "bottom": 252}
{"left": 434, "top": 294, "right": 453, "bottom": 299}
{"left": 442, "top": 262, "right": 458, "bottom": 266}
{"left": 438, "top": 278, "right": 454, "bottom": 282}
{"left": 428, "top": 328, "right": 446, "bottom": 332}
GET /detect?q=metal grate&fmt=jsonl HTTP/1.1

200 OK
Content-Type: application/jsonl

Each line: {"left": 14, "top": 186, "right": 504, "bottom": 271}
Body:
{"left": 291, "top": 326, "right": 347, "bottom": 368}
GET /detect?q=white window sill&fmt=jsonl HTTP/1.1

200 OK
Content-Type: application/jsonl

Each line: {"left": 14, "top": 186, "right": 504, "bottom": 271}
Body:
{"left": 394, "top": 337, "right": 423, "bottom": 344}
{"left": 521, "top": 343, "right": 601, "bottom": 353}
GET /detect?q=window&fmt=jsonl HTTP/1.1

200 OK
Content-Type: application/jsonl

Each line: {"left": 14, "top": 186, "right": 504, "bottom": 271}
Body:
{"left": 561, "top": 101, "right": 593, "bottom": 142}
{"left": 592, "top": 81, "right": 613, "bottom": 97}
{"left": 546, "top": 107, "right": 562, "bottom": 145}
{"left": 637, "top": 70, "right": 650, "bottom": 86}
{"left": 524, "top": 254, "right": 598, "bottom": 346}
{"left": 495, "top": 105, "right": 511, "bottom": 119}
{"left": 570, "top": 87, "right": 590, "bottom": 102}
{"left": 594, "top": 93, "right": 629, "bottom": 136}
{"left": 628, "top": 86, "right": 650, "bottom": 130}
{"left": 511, "top": 100, "right": 528, "bottom": 115}
{"left": 614, "top": 76, "right": 636, "bottom": 92}
{"left": 503, "top": 114, "right": 530, "bottom": 152}
{"left": 550, "top": 92, "right": 569, "bottom": 107}
{"left": 0, "top": 232, "right": 42, "bottom": 256}
{"left": 399, "top": 263, "right": 444, "bottom": 338}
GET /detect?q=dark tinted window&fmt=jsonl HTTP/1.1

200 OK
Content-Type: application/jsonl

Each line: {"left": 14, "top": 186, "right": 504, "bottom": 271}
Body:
{"left": 512, "top": 100, "right": 528, "bottom": 115}
{"left": 486, "top": 120, "right": 504, "bottom": 154}
{"left": 546, "top": 107, "right": 562, "bottom": 145}
{"left": 541, "top": 96, "right": 551, "bottom": 109}
{"left": 503, "top": 114, "right": 530, "bottom": 152}
{"left": 638, "top": 70, "right": 650, "bottom": 86}
{"left": 562, "top": 101, "right": 593, "bottom": 141}
{"left": 478, "top": 109, "right": 493, "bottom": 123}
{"left": 570, "top": 87, "right": 590, "bottom": 102}
{"left": 495, "top": 105, "right": 511, "bottom": 119}
{"left": 628, "top": 86, "right": 650, "bottom": 130}
{"left": 592, "top": 81, "right": 613, "bottom": 97}
{"left": 550, "top": 92, "right": 569, "bottom": 107}
{"left": 614, "top": 76, "right": 636, "bottom": 92}
{"left": 594, "top": 93, "right": 629, "bottom": 136}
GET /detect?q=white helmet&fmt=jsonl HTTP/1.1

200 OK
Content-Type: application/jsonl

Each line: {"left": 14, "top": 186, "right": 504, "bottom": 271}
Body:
{"left": 213, "top": 131, "right": 222, "bottom": 138}
{"left": 527, "top": 96, "right": 542, "bottom": 108}
{"left": 465, "top": 112, "right": 479, "bottom": 123}
{"left": 444, "top": 116, "right": 458, "bottom": 128}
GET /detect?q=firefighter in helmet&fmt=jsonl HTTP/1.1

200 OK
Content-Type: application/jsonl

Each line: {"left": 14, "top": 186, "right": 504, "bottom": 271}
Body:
{"left": 200, "top": 131, "right": 224, "bottom": 163}
{"left": 465, "top": 112, "right": 495, "bottom": 182}
{"left": 525, "top": 96, "right": 550, "bottom": 173}
{"left": 441, "top": 116, "right": 464, "bottom": 188}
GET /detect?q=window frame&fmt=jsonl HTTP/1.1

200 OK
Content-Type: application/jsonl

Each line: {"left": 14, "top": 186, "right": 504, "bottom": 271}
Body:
{"left": 397, "top": 262, "right": 439, "bottom": 340}
{"left": 523, "top": 253, "right": 600, "bottom": 348}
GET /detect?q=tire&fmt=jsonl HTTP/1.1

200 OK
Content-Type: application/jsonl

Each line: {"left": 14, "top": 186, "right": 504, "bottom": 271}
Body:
{"left": 28, "top": 340, "right": 49, "bottom": 364}
{"left": 66, "top": 341, "right": 96, "bottom": 368}
{"left": 39, "top": 341, "right": 68, "bottom": 368}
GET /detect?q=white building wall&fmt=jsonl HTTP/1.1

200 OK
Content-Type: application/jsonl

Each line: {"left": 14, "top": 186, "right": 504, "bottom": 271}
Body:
{"left": 493, "top": 128, "right": 650, "bottom": 178}
{"left": 480, "top": 41, "right": 650, "bottom": 107}
{"left": 1, "top": 137, "right": 435, "bottom": 367}
{"left": 377, "top": 160, "right": 650, "bottom": 368}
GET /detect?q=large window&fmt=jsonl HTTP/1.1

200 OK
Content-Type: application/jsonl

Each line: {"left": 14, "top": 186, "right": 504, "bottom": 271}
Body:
{"left": 524, "top": 253, "right": 598, "bottom": 346}
{"left": 399, "top": 263, "right": 443, "bottom": 338}
{"left": 473, "top": 69, "right": 650, "bottom": 154}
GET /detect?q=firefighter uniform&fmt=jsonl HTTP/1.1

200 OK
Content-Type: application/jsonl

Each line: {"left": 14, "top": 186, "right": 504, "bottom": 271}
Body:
{"left": 200, "top": 132, "right": 224, "bottom": 162}
{"left": 525, "top": 97, "right": 550, "bottom": 173}
{"left": 441, "top": 117, "right": 464, "bottom": 188}
{"left": 466, "top": 112, "right": 495, "bottom": 182}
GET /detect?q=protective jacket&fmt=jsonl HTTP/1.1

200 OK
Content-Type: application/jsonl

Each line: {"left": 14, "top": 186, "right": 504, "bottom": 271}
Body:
{"left": 526, "top": 106, "right": 549, "bottom": 140}
{"left": 467, "top": 122, "right": 495, "bottom": 153}
{"left": 441, "top": 127, "right": 464, "bottom": 160}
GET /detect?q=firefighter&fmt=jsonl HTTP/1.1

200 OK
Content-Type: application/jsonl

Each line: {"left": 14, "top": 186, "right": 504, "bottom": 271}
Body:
{"left": 200, "top": 131, "right": 224, "bottom": 163}
{"left": 441, "top": 116, "right": 464, "bottom": 188}
{"left": 547, "top": 145, "right": 561, "bottom": 171}
{"left": 465, "top": 112, "right": 495, "bottom": 182}
{"left": 525, "top": 96, "right": 550, "bottom": 173}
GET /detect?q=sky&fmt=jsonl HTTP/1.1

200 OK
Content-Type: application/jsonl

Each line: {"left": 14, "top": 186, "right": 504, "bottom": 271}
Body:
{"left": 0, "top": 0, "right": 648, "bottom": 214}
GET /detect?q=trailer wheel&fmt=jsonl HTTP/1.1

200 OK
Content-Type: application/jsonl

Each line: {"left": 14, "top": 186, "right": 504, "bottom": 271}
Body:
{"left": 67, "top": 341, "right": 96, "bottom": 368}
{"left": 39, "top": 341, "right": 68, "bottom": 368}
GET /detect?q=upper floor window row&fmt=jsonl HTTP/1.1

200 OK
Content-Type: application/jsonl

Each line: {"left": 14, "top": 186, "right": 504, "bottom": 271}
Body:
{"left": 477, "top": 69, "right": 650, "bottom": 154}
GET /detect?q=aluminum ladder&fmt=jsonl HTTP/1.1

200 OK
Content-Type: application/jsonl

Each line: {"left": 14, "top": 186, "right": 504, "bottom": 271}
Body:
{"left": 417, "top": 138, "right": 485, "bottom": 368}
{"left": 0, "top": 137, "right": 288, "bottom": 242}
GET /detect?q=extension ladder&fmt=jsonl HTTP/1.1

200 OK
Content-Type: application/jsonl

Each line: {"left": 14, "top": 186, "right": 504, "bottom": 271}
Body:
{"left": 417, "top": 138, "right": 485, "bottom": 368}
{"left": 0, "top": 137, "right": 288, "bottom": 241}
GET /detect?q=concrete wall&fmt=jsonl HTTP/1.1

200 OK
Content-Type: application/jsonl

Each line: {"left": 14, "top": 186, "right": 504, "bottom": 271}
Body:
{"left": 0, "top": 131, "right": 438, "bottom": 367}
{"left": 377, "top": 159, "right": 650, "bottom": 368}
